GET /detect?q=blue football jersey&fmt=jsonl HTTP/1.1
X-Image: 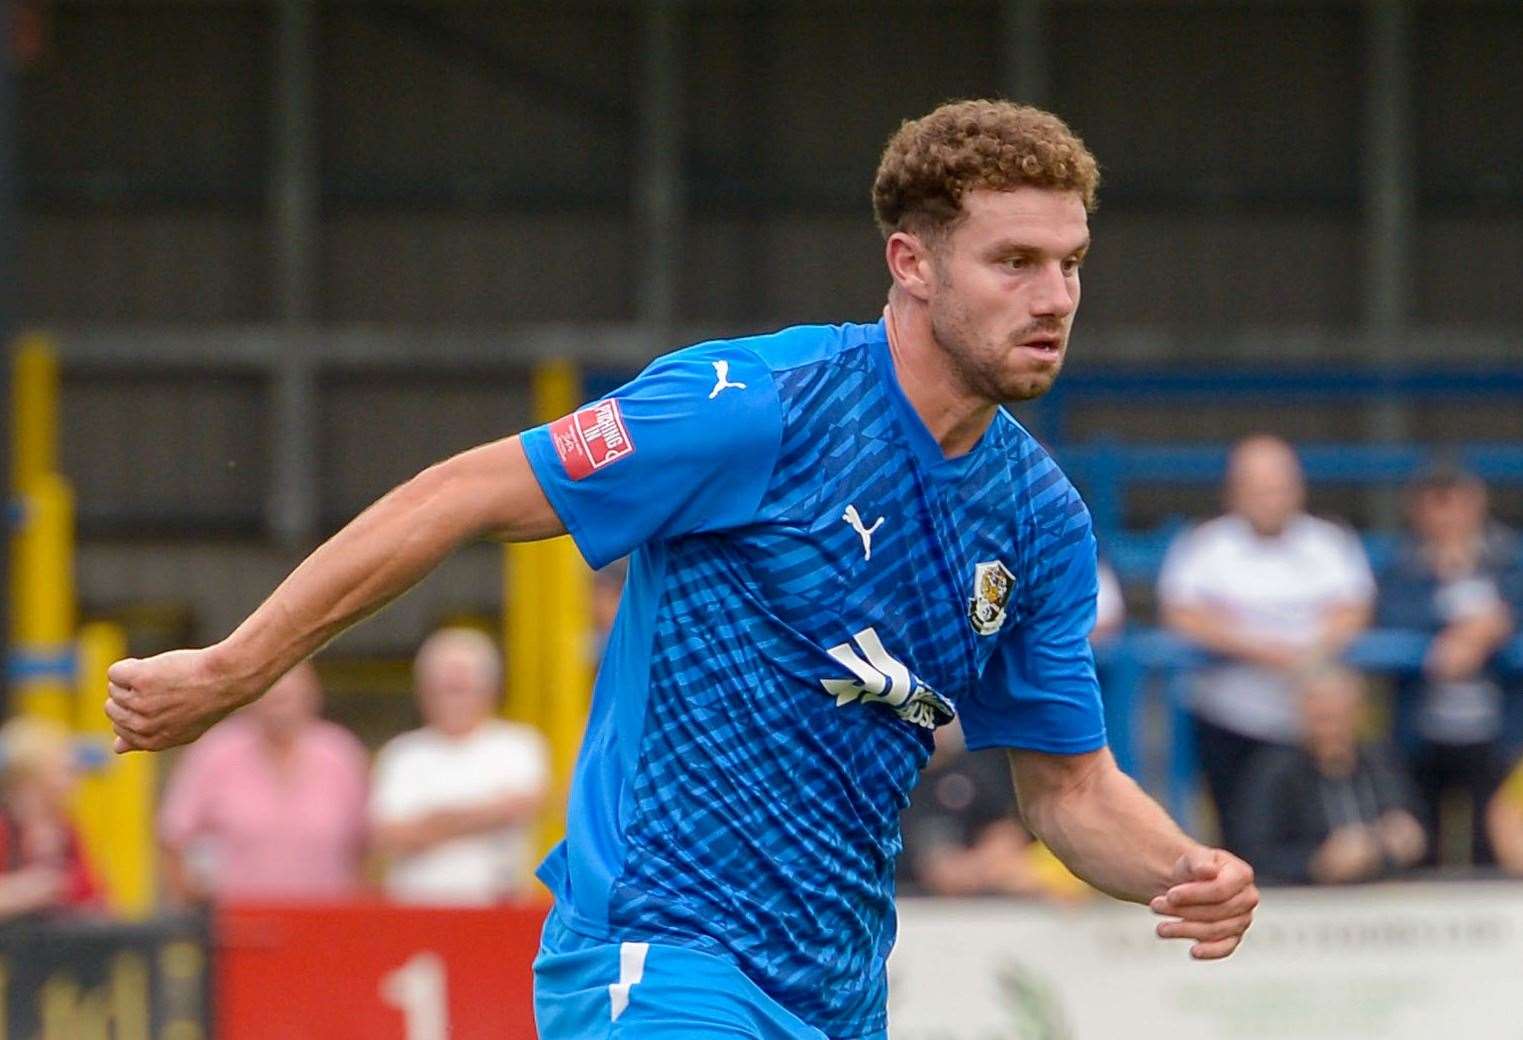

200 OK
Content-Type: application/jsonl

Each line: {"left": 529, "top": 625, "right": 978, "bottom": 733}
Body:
{"left": 520, "top": 319, "right": 1105, "bottom": 1038}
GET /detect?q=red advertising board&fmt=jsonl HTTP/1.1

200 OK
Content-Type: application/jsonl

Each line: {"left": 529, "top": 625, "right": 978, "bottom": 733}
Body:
{"left": 217, "top": 900, "right": 547, "bottom": 1040}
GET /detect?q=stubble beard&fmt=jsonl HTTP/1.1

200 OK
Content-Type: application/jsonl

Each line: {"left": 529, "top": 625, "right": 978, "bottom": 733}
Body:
{"left": 929, "top": 298, "right": 1063, "bottom": 405}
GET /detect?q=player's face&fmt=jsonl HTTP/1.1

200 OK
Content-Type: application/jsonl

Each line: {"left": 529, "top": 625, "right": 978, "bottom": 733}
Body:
{"left": 926, "top": 187, "right": 1089, "bottom": 402}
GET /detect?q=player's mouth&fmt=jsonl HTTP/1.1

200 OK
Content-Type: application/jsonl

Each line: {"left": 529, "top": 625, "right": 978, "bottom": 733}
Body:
{"left": 1017, "top": 335, "right": 1063, "bottom": 360}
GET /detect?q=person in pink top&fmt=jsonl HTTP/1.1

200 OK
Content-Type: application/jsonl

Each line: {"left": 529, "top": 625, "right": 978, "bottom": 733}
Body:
{"left": 158, "top": 662, "right": 368, "bottom": 903}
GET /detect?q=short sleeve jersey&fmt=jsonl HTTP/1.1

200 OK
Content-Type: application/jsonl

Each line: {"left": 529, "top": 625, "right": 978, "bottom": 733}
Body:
{"left": 520, "top": 320, "right": 1104, "bottom": 1037}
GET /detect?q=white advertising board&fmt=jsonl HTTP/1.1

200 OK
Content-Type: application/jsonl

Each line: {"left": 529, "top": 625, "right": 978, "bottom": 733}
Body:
{"left": 888, "top": 883, "right": 1523, "bottom": 1039}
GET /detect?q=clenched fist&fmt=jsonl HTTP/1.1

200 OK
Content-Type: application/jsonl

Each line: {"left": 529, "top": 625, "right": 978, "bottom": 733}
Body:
{"left": 104, "top": 646, "right": 261, "bottom": 753}
{"left": 1150, "top": 846, "right": 1258, "bottom": 960}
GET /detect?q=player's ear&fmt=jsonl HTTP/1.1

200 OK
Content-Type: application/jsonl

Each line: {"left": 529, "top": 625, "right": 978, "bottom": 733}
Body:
{"left": 884, "top": 231, "right": 934, "bottom": 303}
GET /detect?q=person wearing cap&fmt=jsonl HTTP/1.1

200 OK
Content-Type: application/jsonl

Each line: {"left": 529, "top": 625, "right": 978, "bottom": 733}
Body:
{"left": 1377, "top": 461, "right": 1523, "bottom": 865}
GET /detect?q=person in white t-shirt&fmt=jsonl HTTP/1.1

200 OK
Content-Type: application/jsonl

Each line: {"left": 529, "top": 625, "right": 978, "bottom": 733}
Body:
{"left": 370, "top": 627, "right": 549, "bottom": 905}
{"left": 1093, "top": 559, "right": 1125, "bottom": 645}
{"left": 1157, "top": 436, "right": 1374, "bottom": 852}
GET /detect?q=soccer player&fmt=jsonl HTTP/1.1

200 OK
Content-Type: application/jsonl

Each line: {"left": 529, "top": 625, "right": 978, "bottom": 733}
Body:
{"left": 105, "top": 100, "right": 1257, "bottom": 1038}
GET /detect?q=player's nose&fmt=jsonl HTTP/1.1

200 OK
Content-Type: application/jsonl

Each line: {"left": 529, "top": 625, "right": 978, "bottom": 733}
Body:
{"left": 1029, "top": 262, "right": 1076, "bottom": 318}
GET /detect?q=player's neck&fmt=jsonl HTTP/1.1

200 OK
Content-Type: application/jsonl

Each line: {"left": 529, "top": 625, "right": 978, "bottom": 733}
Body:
{"left": 883, "top": 298, "right": 998, "bottom": 458}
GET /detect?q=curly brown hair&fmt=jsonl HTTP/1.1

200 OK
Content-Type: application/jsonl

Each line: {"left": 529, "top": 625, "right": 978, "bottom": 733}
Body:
{"left": 871, "top": 99, "right": 1099, "bottom": 239}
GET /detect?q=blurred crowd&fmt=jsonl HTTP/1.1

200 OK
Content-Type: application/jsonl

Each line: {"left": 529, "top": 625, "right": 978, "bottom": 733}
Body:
{"left": 1155, "top": 436, "right": 1523, "bottom": 885}
{"left": 4, "top": 440, "right": 1523, "bottom": 921}
{"left": 0, "top": 624, "right": 550, "bottom": 922}
{"left": 900, "top": 436, "right": 1523, "bottom": 897}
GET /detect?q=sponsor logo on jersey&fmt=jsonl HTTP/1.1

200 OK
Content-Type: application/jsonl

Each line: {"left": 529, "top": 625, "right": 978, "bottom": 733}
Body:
{"left": 820, "top": 626, "right": 954, "bottom": 729}
{"left": 841, "top": 504, "right": 885, "bottom": 561}
{"left": 549, "top": 399, "right": 634, "bottom": 480}
{"left": 968, "top": 560, "right": 1016, "bottom": 635}
{"left": 707, "top": 359, "right": 748, "bottom": 399}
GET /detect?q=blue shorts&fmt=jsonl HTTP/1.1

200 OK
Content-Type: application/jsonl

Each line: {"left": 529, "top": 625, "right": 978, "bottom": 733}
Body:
{"left": 534, "top": 907, "right": 870, "bottom": 1039}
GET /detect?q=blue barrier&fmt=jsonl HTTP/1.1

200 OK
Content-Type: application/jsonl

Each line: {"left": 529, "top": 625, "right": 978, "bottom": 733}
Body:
{"left": 1034, "top": 366, "right": 1523, "bottom": 446}
{"left": 1059, "top": 441, "right": 1523, "bottom": 563}
{"left": 1094, "top": 628, "right": 1523, "bottom": 831}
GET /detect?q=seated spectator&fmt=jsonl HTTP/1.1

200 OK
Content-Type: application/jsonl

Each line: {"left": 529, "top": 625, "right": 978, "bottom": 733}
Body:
{"left": 1486, "top": 759, "right": 1523, "bottom": 875}
{"left": 0, "top": 717, "right": 103, "bottom": 920}
{"left": 1237, "top": 667, "right": 1426, "bottom": 885}
{"left": 158, "top": 662, "right": 368, "bottom": 902}
{"left": 1378, "top": 462, "right": 1522, "bottom": 865}
{"left": 1158, "top": 435, "right": 1374, "bottom": 852}
{"left": 898, "top": 721, "right": 1085, "bottom": 901}
{"left": 370, "top": 628, "right": 549, "bottom": 905}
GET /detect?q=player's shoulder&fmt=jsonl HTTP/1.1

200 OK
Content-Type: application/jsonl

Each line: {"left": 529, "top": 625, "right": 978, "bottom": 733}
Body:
{"left": 989, "top": 409, "right": 1088, "bottom": 521}
{"left": 670, "top": 320, "right": 882, "bottom": 377}
{"left": 990, "top": 408, "right": 1061, "bottom": 478}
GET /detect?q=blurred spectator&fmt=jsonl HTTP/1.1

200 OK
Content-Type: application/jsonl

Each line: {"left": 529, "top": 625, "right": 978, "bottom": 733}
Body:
{"left": 370, "top": 627, "right": 549, "bottom": 905}
{"left": 0, "top": 717, "right": 103, "bottom": 920}
{"left": 1158, "top": 435, "right": 1374, "bottom": 851}
{"left": 158, "top": 662, "right": 368, "bottom": 903}
{"left": 1092, "top": 559, "right": 1125, "bottom": 644}
{"left": 898, "top": 721, "right": 1085, "bottom": 901}
{"left": 1237, "top": 667, "right": 1425, "bottom": 885}
{"left": 1378, "top": 462, "right": 1523, "bottom": 865}
{"left": 1486, "top": 760, "right": 1523, "bottom": 875}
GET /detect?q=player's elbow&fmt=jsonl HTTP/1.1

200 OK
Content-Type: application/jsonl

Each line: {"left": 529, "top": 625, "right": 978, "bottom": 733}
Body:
{"left": 410, "top": 437, "right": 564, "bottom": 544}
{"left": 400, "top": 450, "right": 506, "bottom": 544}
{"left": 1009, "top": 748, "right": 1110, "bottom": 826}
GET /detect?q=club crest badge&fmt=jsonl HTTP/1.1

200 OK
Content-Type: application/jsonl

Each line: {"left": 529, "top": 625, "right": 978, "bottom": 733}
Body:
{"left": 968, "top": 560, "right": 1017, "bottom": 636}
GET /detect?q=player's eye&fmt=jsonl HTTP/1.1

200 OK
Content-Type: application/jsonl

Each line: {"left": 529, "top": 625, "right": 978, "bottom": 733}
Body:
{"left": 1061, "top": 257, "right": 1083, "bottom": 275}
{"left": 1002, "top": 256, "right": 1028, "bottom": 271}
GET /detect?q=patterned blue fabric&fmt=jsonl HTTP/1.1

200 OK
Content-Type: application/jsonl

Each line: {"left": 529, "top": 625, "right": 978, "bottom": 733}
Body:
{"left": 520, "top": 320, "right": 1105, "bottom": 1038}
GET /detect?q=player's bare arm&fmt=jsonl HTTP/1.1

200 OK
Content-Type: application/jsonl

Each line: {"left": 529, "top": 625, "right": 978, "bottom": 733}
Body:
{"left": 1009, "top": 746, "right": 1258, "bottom": 960}
{"left": 104, "top": 435, "right": 564, "bottom": 753}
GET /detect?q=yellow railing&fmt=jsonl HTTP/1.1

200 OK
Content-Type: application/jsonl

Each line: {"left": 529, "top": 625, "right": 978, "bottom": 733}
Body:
{"left": 9, "top": 335, "right": 154, "bottom": 914}
{"left": 12, "top": 332, "right": 59, "bottom": 488}
{"left": 10, "top": 334, "right": 74, "bottom": 723}
{"left": 73, "top": 622, "right": 155, "bottom": 917}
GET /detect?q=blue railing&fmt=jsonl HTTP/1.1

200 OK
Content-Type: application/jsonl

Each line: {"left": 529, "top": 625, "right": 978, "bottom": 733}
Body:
{"left": 1058, "top": 441, "right": 1523, "bottom": 576}
{"left": 1096, "top": 629, "right": 1523, "bottom": 830}
{"left": 1031, "top": 366, "right": 1523, "bottom": 447}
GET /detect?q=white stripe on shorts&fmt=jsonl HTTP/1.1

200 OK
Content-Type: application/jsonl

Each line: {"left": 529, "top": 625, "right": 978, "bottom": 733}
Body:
{"left": 608, "top": 941, "right": 650, "bottom": 1023}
